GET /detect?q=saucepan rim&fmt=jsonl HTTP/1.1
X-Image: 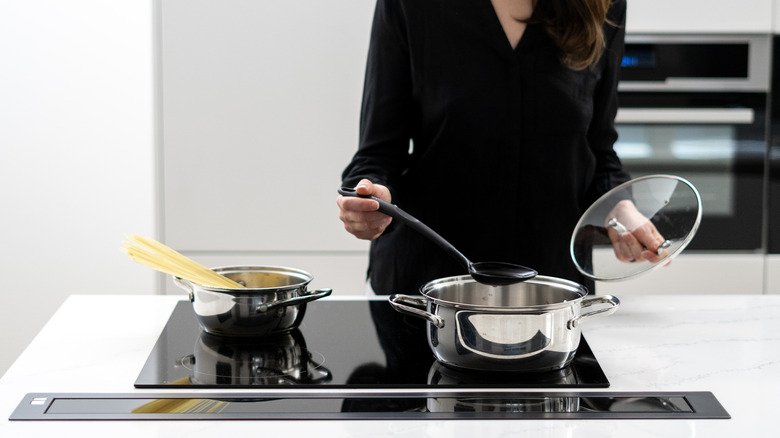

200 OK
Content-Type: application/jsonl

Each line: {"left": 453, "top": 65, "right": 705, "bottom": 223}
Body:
{"left": 175, "top": 265, "right": 313, "bottom": 293}
{"left": 419, "top": 274, "right": 588, "bottom": 311}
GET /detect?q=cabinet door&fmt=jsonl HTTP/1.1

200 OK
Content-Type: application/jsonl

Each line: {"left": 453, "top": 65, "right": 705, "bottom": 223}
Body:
{"left": 160, "top": 0, "right": 374, "bottom": 252}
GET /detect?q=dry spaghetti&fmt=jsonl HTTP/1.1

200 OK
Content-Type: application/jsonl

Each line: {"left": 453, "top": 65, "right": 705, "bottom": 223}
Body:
{"left": 122, "top": 234, "right": 244, "bottom": 288}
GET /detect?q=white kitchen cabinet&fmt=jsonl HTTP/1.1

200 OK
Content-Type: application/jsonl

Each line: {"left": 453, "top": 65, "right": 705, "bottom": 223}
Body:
{"left": 158, "top": 0, "right": 375, "bottom": 295}
{"left": 626, "top": 0, "right": 773, "bottom": 34}
{"left": 160, "top": 0, "right": 374, "bottom": 253}
{"left": 766, "top": 255, "right": 780, "bottom": 294}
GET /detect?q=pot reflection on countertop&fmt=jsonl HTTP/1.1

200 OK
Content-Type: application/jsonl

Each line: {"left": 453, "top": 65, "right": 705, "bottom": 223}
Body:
{"left": 428, "top": 394, "right": 581, "bottom": 414}
{"left": 179, "top": 329, "right": 332, "bottom": 385}
{"left": 427, "top": 360, "right": 579, "bottom": 387}
{"left": 427, "top": 361, "right": 581, "bottom": 413}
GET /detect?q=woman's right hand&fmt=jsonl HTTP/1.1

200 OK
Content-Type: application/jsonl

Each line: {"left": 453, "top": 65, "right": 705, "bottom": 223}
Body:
{"left": 605, "top": 200, "right": 668, "bottom": 264}
{"left": 336, "top": 179, "right": 393, "bottom": 240}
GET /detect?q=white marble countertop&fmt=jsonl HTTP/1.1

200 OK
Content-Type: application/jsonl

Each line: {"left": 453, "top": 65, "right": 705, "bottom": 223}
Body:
{"left": 1, "top": 294, "right": 778, "bottom": 437}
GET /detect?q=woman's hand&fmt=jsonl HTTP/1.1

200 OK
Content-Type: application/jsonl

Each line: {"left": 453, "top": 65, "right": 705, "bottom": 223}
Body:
{"left": 337, "top": 179, "right": 393, "bottom": 240}
{"left": 606, "top": 200, "right": 669, "bottom": 264}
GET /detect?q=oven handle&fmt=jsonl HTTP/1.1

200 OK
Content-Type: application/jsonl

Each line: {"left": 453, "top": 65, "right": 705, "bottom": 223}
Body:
{"left": 615, "top": 108, "right": 754, "bottom": 125}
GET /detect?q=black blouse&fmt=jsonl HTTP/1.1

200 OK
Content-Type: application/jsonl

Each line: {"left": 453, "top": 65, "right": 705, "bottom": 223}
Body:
{"left": 342, "top": 0, "right": 630, "bottom": 294}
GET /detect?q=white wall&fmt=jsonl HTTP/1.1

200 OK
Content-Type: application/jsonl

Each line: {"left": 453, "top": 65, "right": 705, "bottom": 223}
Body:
{"left": 0, "top": 1, "right": 156, "bottom": 377}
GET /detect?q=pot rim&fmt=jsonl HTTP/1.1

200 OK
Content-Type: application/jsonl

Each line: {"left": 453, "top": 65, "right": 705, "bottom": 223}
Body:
{"left": 419, "top": 274, "right": 588, "bottom": 311}
{"left": 177, "top": 265, "right": 313, "bottom": 293}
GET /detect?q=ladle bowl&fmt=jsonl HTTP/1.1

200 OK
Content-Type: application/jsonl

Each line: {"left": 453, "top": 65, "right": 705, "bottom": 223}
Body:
{"left": 338, "top": 187, "right": 536, "bottom": 286}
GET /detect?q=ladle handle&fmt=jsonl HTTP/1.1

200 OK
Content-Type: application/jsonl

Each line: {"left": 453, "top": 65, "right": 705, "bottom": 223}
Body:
{"left": 338, "top": 187, "right": 471, "bottom": 269}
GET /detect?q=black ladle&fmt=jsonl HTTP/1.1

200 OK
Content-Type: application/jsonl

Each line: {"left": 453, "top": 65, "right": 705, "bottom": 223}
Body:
{"left": 338, "top": 187, "right": 537, "bottom": 286}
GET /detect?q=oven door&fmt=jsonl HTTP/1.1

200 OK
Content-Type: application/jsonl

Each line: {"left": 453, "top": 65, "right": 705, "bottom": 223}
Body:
{"left": 614, "top": 93, "right": 766, "bottom": 250}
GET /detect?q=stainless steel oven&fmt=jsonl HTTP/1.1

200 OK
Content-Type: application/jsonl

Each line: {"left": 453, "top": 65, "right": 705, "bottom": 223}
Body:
{"left": 769, "top": 36, "right": 780, "bottom": 255}
{"left": 615, "top": 34, "right": 771, "bottom": 251}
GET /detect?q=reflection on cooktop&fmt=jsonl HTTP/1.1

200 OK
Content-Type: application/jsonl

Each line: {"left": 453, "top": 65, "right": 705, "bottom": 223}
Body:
{"left": 134, "top": 300, "right": 609, "bottom": 389}
{"left": 179, "top": 329, "right": 332, "bottom": 385}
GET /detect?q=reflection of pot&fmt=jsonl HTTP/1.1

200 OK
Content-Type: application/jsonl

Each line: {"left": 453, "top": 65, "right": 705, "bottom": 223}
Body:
{"left": 426, "top": 360, "right": 578, "bottom": 387}
{"left": 582, "top": 396, "right": 692, "bottom": 413}
{"left": 174, "top": 265, "right": 332, "bottom": 337}
{"left": 428, "top": 395, "right": 580, "bottom": 414}
{"left": 427, "top": 362, "right": 580, "bottom": 413}
{"left": 180, "top": 329, "right": 332, "bottom": 385}
{"left": 427, "top": 361, "right": 580, "bottom": 413}
{"left": 389, "top": 275, "right": 619, "bottom": 373}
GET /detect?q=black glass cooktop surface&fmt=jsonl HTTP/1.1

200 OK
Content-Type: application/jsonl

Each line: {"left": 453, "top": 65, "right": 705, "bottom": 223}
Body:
{"left": 134, "top": 300, "right": 609, "bottom": 389}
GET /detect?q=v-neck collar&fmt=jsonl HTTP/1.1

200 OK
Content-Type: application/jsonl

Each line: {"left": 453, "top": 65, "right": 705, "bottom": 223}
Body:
{"left": 478, "top": 0, "right": 540, "bottom": 59}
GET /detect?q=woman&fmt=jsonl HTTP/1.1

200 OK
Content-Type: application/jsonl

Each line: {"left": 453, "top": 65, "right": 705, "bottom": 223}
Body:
{"left": 338, "top": 0, "right": 655, "bottom": 295}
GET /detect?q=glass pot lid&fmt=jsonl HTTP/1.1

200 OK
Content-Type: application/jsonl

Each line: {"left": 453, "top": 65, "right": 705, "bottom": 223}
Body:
{"left": 570, "top": 175, "right": 702, "bottom": 282}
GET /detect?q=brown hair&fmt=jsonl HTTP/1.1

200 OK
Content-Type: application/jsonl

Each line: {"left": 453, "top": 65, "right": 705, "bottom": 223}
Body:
{"left": 532, "top": 0, "right": 613, "bottom": 70}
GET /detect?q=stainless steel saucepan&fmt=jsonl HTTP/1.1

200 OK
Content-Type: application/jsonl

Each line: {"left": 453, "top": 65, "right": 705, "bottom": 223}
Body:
{"left": 174, "top": 265, "right": 332, "bottom": 337}
{"left": 389, "top": 274, "right": 619, "bottom": 373}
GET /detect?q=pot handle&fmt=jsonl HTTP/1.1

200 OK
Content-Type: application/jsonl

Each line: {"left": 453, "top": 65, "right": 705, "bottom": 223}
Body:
{"left": 173, "top": 277, "right": 196, "bottom": 302}
{"left": 176, "top": 353, "right": 195, "bottom": 368}
{"left": 567, "top": 295, "right": 620, "bottom": 329}
{"left": 388, "top": 294, "right": 445, "bottom": 329}
{"left": 257, "top": 288, "right": 333, "bottom": 313}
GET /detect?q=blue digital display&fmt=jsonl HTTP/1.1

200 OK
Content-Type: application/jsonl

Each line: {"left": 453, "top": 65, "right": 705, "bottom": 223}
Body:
{"left": 621, "top": 50, "right": 655, "bottom": 68}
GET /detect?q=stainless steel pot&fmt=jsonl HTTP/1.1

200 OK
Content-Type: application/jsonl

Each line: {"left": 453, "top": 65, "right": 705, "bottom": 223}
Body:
{"left": 174, "top": 265, "right": 332, "bottom": 337}
{"left": 388, "top": 275, "right": 619, "bottom": 373}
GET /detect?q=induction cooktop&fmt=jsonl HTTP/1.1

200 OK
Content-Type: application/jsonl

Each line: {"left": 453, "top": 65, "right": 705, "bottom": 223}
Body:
{"left": 13, "top": 300, "right": 735, "bottom": 421}
{"left": 134, "top": 300, "right": 610, "bottom": 389}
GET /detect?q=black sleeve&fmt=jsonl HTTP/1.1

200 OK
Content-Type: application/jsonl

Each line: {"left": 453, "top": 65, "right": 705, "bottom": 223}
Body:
{"left": 341, "top": 0, "right": 414, "bottom": 197}
{"left": 584, "top": 0, "right": 631, "bottom": 205}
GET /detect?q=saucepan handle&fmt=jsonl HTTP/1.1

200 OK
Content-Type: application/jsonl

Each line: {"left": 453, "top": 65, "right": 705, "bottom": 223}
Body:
{"left": 388, "top": 294, "right": 445, "bottom": 328}
{"left": 257, "top": 288, "right": 333, "bottom": 313}
{"left": 173, "top": 276, "right": 195, "bottom": 302}
{"left": 567, "top": 295, "right": 620, "bottom": 329}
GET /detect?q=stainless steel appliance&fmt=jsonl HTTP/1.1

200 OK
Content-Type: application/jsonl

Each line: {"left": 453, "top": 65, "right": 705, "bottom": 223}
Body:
{"left": 615, "top": 34, "right": 771, "bottom": 250}
{"left": 769, "top": 36, "right": 780, "bottom": 254}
